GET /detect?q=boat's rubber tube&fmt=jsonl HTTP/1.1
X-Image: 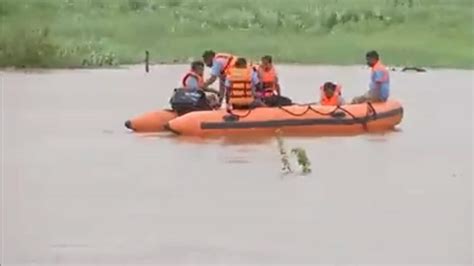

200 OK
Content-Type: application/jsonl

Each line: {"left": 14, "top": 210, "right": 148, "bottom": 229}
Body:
{"left": 166, "top": 101, "right": 403, "bottom": 136}
{"left": 125, "top": 109, "right": 177, "bottom": 132}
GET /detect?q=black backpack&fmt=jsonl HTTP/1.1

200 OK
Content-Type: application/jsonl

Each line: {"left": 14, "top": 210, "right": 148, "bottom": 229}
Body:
{"left": 169, "top": 88, "right": 212, "bottom": 115}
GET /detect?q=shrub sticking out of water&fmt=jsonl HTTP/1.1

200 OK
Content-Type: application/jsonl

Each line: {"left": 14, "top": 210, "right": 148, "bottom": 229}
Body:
{"left": 276, "top": 130, "right": 292, "bottom": 173}
{"left": 276, "top": 130, "right": 312, "bottom": 175}
{"left": 291, "top": 148, "right": 312, "bottom": 174}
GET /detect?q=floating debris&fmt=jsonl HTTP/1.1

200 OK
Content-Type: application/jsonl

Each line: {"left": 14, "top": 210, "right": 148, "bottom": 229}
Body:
{"left": 401, "top": 66, "right": 427, "bottom": 72}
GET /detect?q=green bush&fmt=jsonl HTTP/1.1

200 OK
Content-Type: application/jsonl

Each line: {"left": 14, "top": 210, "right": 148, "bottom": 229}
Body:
{"left": 0, "top": 26, "right": 118, "bottom": 68}
{"left": 0, "top": 27, "right": 58, "bottom": 67}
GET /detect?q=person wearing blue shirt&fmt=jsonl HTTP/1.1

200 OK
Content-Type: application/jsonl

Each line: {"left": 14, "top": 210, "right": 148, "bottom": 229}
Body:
{"left": 181, "top": 61, "right": 204, "bottom": 91}
{"left": 202, "top": 50, "right": 237, "bottom": 103}
{"left": 352, "top": 50, "right": 390, "bottom": 104}
{"left": 178, "top": 61, "right": 220, "bottom": 109}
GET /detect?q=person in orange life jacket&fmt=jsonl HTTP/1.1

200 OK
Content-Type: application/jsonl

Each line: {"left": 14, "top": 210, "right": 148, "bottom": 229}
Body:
{"left": 181, "top": 60, "right": 219, "bottom": 108}
{"left": 255, "top": 55, "right": 292, "bottom": 107}
{"left": 256, "top": 55, "right": 281, "bottom": 96}
{"left": 319, "top": 81, "right": 344, "bottom": 106}
{"left": 352, "top": 50, "right": 390, "bottom": 104}
{"left": 224, "top": 57, "right": 261, "bottom": 111}
{"left": 202, "top": 50, "right": 237, "bottom": 103}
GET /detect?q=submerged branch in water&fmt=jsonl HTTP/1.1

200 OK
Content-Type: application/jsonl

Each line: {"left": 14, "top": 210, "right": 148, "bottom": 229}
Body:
{"left": 276, "top": 130, "right": 292, "bottom": 173}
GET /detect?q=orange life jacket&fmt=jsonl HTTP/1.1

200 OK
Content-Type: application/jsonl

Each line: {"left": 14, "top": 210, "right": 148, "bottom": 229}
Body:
{"left": 320, "top": 84, "right": 342, "bottom": 106}
{"left": 227, "top": 66, "right": 254, "bottom": 106}
{"left": 181, "top": 71, "right": 204, "bottom": 89}
{"left": 215, "top": 53, "right": 237, "bottom": 75}
{"left": 257, "top": 65, "right": 277, "bottom": 96}
{"left": 371, "top": 60, "right": 389, "bottom": 82}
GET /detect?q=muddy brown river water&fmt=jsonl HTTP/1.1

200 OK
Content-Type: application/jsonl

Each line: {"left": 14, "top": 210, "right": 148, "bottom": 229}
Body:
{"left": 1, "top": 65, "right": 472, "bottom": 265}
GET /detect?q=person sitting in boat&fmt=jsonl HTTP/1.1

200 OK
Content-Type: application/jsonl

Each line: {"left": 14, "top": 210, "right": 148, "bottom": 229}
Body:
{"left": 170, "top": 61, "right": 219, "bottom": 115}
{"left": 225, "top": 57, "right": 262, "bottom": 111}
{"left": 320, "top": 81, "right": 344, "bottom": 106}
{"left": 181, "top": 60, "right": 219, "bottom": 107}
{"left": 202, "top": 50, "right": 237, "bottom": 104}
{"left": 255, "top": 55, "right": 292, "bottom": 107}
{"left": 352, "top": 50, "right": 390, "bottom": 104}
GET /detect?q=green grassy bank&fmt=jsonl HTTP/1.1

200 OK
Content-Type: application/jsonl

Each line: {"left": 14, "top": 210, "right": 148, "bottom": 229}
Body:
{"left": 0, "top": 0, "right": 473, "bottom": 68}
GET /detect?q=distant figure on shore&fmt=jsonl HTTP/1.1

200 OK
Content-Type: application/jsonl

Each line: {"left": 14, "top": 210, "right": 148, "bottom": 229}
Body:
{"left": 352, "top": 50, "right": 390, "bottom": 104}
{"left": 202, "top": 50, "right": 237, "bottom": 103}
{"left": 225, "top": 57, "right": 261, "bottom": 111}
{"left": 255, "top": 55, "right": 292, "bottom": 107}
{"left": 319, "top": 81, "right": 344, "bottom": 106}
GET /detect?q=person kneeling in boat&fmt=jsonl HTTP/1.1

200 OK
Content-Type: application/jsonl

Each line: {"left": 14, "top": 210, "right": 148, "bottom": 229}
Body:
{"left": 202, "top": 50, "right": 237, "bottom": 104}
{"left": 225, "top": 57, "right": 262, "bottom": 111}
{"left": 351, "top": 50, "right": 389, "bottom": 104}
{"left": 255, "top": 55, "right": 292, "bottom": 107}
{"left": 320, "top": 81, "right": 344, "bottom": 106}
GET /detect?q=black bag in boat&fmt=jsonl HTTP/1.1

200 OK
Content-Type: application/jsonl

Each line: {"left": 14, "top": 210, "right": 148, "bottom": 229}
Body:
{"left": 263, "top": 95, "right": 293, "bottom": 107}
{"left": 169, "top": 88, "right": 212, "bottom": 115}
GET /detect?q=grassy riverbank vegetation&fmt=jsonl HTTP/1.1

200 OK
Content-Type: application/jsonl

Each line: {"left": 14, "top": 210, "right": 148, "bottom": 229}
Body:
{"left": 0, "top": 0, "right": 472, "bottom": 68}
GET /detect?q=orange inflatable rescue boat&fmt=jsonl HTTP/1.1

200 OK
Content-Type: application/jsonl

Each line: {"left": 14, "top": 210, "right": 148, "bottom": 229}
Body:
{"left": 165, "top": 100, "right": 403, "bottom": 136}
{"left": 125, "top": 109, "right": 177, "bottom": 132}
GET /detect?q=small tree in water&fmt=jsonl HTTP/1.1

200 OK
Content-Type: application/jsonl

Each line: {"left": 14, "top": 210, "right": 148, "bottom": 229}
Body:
{"left": 291, "top": 148, "right": 311, "bottom": 174}
{"left": 276, "top": 130, "right": 311, "bottom": 175}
